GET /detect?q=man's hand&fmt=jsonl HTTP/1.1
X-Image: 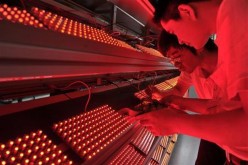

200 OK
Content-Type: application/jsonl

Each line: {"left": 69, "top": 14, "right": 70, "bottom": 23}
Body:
{"left": 161, "top": 95, "right": 184, "bottom": 109}
{"left": 145, "top": 85, "right": 163, "bottom": 101}
{"left": 118, "top": 108, "right": 140, "bottom": 116}
{"left": 129, "top": 107, "right": 185, "bottom": 136}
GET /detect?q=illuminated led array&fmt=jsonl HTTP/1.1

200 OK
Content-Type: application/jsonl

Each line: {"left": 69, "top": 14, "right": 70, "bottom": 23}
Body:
{"left": 170, "top": 134, "right": 178, "bottom": 143}
{"left": 0, "top": 4, "right": 44, "bottom": 28}
{"left": 131, "top": 128, "right": 155, "bottom": 155}
{"left": 161, "top": 153, "right": 170, "bottom": 165}
{"left": 166, "top": 141, "right": 175, "bottom": 154}
{"left": 30, "top": 7, "right": 134, "bottom": 50}
{"left": 0, "top": 130, "right": 72, "bottom": 165}
{"left": 108, "top": 144, "right": 145, "bottom": 165}
{"left": 134, "top": 91, "right": 148, "bottom": 100}
{"left": 53, "top": 105, "right": 132, "bottom": 160}
{"left": 115, "top": 40, "right": 137, "bottom": 51}
{"left": 160, "top": 136, "right": 169, "bottom": 148}
{"left": 134, "top": 91, "right": 147, "bottom": 101}
{"left": 136, "top": 44, "right": 164, "bottom": 58}
{"left": 31, "top": 7, "right": 111, "bottom": 41}
{"left": 149, "top": 159, "right": 159, "bottom": 165}
{"left": 154, "top": 81, "right": 175, "bottom": 92}
{"left": 152, "top": 145, "right": 163, "bottom": 163}
{"left": 0, "top": 4, "right": 136, "bottom": 50}
{"left": 160, "top": 135, "right": 178, "bottom": 165}
{"left": 134, "top": 77, "right": 179, "bottom": 100}
{"left": 163, "top": 77, "right": 179, "bottom": 90}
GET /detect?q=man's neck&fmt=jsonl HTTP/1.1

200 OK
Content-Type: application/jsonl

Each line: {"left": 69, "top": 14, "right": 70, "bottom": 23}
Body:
{"left": 199, "top": 52, "right": 218, "bottom": 77}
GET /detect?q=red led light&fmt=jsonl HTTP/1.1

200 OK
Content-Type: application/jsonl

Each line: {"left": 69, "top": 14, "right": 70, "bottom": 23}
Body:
{"left": 0, "top": 130, "right": 72, "bottom": 164}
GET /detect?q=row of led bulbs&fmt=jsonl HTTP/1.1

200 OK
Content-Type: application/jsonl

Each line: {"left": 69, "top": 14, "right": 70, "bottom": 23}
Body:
{"left": 0, "top": 105, "right": 134, "bottom": 164}
{"left": 150, "top": 135, "right": 174, "bottom": 164}
{"left": 131, "top": 128, "right": 155, "bottom": 155}
{"left": 0, "top": 4, "right": 135, "bottom": 51}
{"left": 0, "top": 4, "right": 167, "bottom": 53}
{"left": 31, "top": 7, "right": 118, "bottom": 44}
{"left": 160, "top": 136, "right": 169, "bottom": 148}
{"left": 108, "top": 135, "right": 177, "bottom": 165}
{"left": 53, "top": 105, "right": 132, "bottom": 160}
{"left": 149, "top": 159, "right": 160, "bottom": 165}
{"left": 152, "top": 145, "right": 164, "bottom": 163}
{"left": 0, "top": 130, "right": 72, "bottom": 165}
{"left": 134, "top": 78, "right": 178, "bottom": 100}
{"left": 0, "top": 4, "right": 44, "bottom": 28}
{"left": 136, "top": 44, "right": 164, "bottom": 58}
{"left": 31, "top": 7, "right": 137, "bottom": 50}
{"left": 108, "top": 144, "right": 145, "bottom": 165}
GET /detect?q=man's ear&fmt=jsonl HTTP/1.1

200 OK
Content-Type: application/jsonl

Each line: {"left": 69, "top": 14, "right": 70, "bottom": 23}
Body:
{"left": 178, "top": 4, "right": 197, "bottom": 21}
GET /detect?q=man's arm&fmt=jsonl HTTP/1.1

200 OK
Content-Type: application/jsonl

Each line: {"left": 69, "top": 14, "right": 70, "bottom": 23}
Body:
{"left": 133, "top": 108, "right": 248, "bottom": 159}
{"left": 180, "top": 109, "right": 247, "bottom": 145}
{"left": 134, "top": 108, "right": 248, "bottom": 146}
{"left": 181, "top": 109, "right": 248, "bottom": 161}
{"left": 161, "top": 96, "right": 220, "bottom": 114}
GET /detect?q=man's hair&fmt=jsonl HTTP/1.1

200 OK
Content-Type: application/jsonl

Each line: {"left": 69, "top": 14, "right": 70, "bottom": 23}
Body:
{"left": 150, "top": 0, "right": 206, "bottom": 24}
{"left": 158, "top": 30, "right": 197, "bottom": 57}
{"left": 158, "top": 30, "right": 217, "bottom": 57}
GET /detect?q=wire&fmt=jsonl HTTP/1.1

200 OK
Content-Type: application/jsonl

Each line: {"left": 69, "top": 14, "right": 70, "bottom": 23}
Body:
{"left": 136, "top": 73, "right": 144, "bottom": 91}
{"left": 119, "top": 77, "right": 154, "bottom": 102}
{"left": 120, "top": 77, "right": 139, "bottom": 91}
{"left": 105, "top": 79, "right": 119, "bottom": 88}
{"left": 143, "top": 38, "right": 156, "bottom": 46}
{"left": 152, "top": 72, "right": 157, "bottom": 85}
{"left": 51, "top": 81, "right": 91, "bottom": 112}
{"left": 138, "top": 35, "right": 158, "bottom": 45}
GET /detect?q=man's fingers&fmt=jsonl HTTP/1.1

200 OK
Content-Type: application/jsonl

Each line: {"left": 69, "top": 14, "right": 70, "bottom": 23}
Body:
{"left": 126, "top": 113, "right": 147, "bottom": 124}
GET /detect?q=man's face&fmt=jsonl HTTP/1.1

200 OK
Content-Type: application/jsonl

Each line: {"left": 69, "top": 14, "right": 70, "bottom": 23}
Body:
{"left": 167, "top": 46, "right": 199, "bottom": 73}
{"left": 160, "top": 5, "right": 210, "bottom": 49}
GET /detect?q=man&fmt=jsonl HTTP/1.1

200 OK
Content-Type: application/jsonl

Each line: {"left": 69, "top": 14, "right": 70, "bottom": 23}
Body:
{"left": 148, "top": 30, "right": 223, "bottom": 114}
{"left": 131, "top": 0, "right": 248, "bottom": 163}
{"left": 123, "top": 30, "right": 226, "bottom": 164}
{"left": 150, "top": 30, "right": 226, "bottom": 165}
{"left": 146, "top": 31, "right": 222, "bottom": 114}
